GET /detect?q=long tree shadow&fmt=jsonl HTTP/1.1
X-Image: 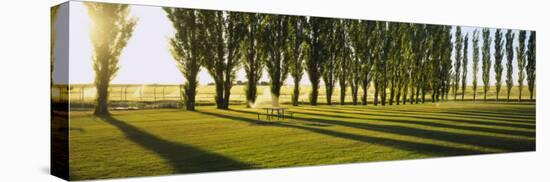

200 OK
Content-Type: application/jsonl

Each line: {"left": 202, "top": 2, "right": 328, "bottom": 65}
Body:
{"left": 287, "top": 110, "right": 535, "bottom": 152}
{"left": 198, "top": 110, "right": 485, "bottom": 156}
{"left": 99, "top": 115, "right": 253, "bottom": 174}
{"left": 322, "top": 106, "right": 536, "bottom": 125}
{"left": 369, "top": 107, "right": 536, "bottom": 120}
{"left": 297, "top": 107, "right": 536, "bottom": 136}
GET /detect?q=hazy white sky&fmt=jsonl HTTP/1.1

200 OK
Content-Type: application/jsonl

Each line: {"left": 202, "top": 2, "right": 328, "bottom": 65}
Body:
{"left": 59, "top": 2, "right": 531, "bottom": 86}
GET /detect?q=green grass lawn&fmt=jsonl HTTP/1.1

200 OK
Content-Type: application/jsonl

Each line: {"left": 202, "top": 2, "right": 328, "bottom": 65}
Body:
{"left": 69, "top": 102, "right": 536, "bottom": 180}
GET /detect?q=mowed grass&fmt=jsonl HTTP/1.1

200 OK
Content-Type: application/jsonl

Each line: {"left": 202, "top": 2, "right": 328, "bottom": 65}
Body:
{"left": 69, "top": 102, "right": 535, "bottom": 180}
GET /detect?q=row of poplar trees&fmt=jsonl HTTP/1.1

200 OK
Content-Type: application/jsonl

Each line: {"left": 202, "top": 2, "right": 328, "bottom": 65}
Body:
{"left": 164, "top": 8, "right": 536, "bottom": 111}
{"left": 85, "top": 4, "right": 536, "bottom": 115}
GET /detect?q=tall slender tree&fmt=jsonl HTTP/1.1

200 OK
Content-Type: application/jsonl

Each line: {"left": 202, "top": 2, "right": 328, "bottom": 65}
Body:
{"left": 375, "top": 22, "right": 391, "bottom": 106}
{"left": 398, "top": 24, "right": 413, "bottom": 105}
{"left": 322, "top": 20, "right": 342, "bottom": 105}
{"left": 526, "top": 31, "right": 536, "bottom": 101}
{"left": 388, "top": 22, "right": 401, "bottom": 105}
{"left": 287, "top": 16, "right": 307, "bottom": 106}
{"left": 481, "top": 28, "right": 492, "bottom": 102}
{"left": 493, "top": 29, "right": 504, "bottom": 102}
{"left": 242, "top": 13, "right": 263, "bottom": 108}
{"left": 505, "top": 30, "right": 515, "bottom": 102}
{"left": 305, "top": 17, "right": 328, "bottom": 105}
{"left": 516, "top": 30, "right": 527, "bottom": 102}
{"left": 453, "top": 26, "right": 463, "bottom": 100}
{"left": 348, "top": 20, "right": 372, "bottom": 105}
{"left": 360, "top": 21, "right": 376, "bottom": 105}
{"left": 472, "top": 30, "right": 480, "bottom": 102}
{"left": 412, "top": 24, "right": 427, "bottom": 104}
{"left": 260, "top": 15, "right": 290, "bottom": 107}
{"left": 461, "top": 33, "right": 469, "bottom": 101}
{"left": 442, "top": 26, "right": 454, "bottom": 101}
{"left": 199, "top": 11, "right": 244, "bottom": 109}
{"left": 337, "top": 20, "right": 352, "bottom": 105}
{"left": 88, "top": 3, "right": 137, "bottom": 115}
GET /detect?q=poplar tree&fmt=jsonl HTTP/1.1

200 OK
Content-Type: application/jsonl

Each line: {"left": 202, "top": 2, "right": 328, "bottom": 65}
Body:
{"left": 481, "top": 28, "right": 492, "bottom": 102}
{"left": 505, "top": 30, "right": 515, "bottom": 102}
{"left": 526, "top": 31, "right": 536, "bottom": 101}
{"left": 199, "top": 11, "right": 245, "bottom": 109}
{"left": 516, "top": 30, "right": 527, "bottom": 102}
{"left": 322, "top": 20, "right": 342, "bottom": 105}
{"left": 89, "top": 3, "right": 137, "bottom": 115}
{"left": 261, "top": 15, "right": 290, "bottom": 107}
{"left": 472, "top": 30, "right": 480, "bottom": 102}
{"left": 493, "top": 29, "right": 504, "bottom": 102}
{"left": 461, "top": 33, "right": 469, "bottom": 101}
{"left": 453, "top": 26, "right": 463, "bottom": 100}
{"left": 242, "top": 13, "right": 263, "bottom": 107}
{"left": 287, "top": 16, "right": 307, "bottom": 106}
{"left": 305, "top": 17, "right": 329, "bottom": 105}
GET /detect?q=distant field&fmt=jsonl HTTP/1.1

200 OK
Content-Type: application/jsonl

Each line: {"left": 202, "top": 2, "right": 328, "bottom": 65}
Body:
{"left": 61, "top": 84, "right": 535, "bottom": 106}
{"left": 69, "top": 102, "right": 535, "bottom": 180}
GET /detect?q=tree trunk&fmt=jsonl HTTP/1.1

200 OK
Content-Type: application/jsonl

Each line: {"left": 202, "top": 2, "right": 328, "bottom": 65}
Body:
{"left": 246, "top": 74, "right": 257, "bottom": 108}
{"left": 326, "top": 88, "right": 333, "bottom": 105}
{"left": 373, "top": 84, "right": 379, "bottom": 106}
{"left": 223, "top": 72, "right": 232, "bottom": 109}
{"left": 292, "top": 80, "right": 300, "bottom": 106}
{"left": 215, "top": 79, "right": 224, "bottom": 109}
{"left": 310, "top": 80, "right": 319, "bottom": 105}
{"left": 361, "top": 83, "right": 368, "bottom": 105}
{"left": 340, "top": 81, "right": 346, "bottom": 105}
{"left": 94, "top": 81, "right": 109, "bottom": 116}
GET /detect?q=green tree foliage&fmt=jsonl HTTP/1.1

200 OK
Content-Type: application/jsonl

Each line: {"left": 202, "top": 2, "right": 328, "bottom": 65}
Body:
{"left": 441, "top": 26, "right": 454, "bottom": 101}
{"left": 526, "top": 31, "right": 536, "bottom": 101}
{"left": 505, "top": 30, "right": 515, "bottom": 102}
{"left": 322, "top": 20, "right": 344, "bottom": 105}
{"left": 373, "top": 22, "right": 390, "bottom": 106}
{"left": 453, "top": 27, "right": 463, "bottom": 100}
{"left": 427, "top": 25, "right": 452, "bottom": 103}
{"left": 472, "top": 30, "right": 480, "bottom": 102}
{"left": 397, "top": 23, "right": 413, "bottom": 105}
{"left": 411, "top": 24, "right": 428, "bottom": 104}
{"left": 388, "top": 22, "right": 401, "bottom": 105}
{"left": 493, "top": 29, "right": 504, "bottom": 102}
{"left": 461, "top": 33, "right": 469, "bottom": 101}
{"left": 360, "top": 21, "right": 377, "bottom": 105}
{"left": 261, "top": 15, "right": 290, "bottom": 107}
{"left": 348, "top": 20, "right": 373, "bottom": 105}
{"left": 199, "top": 11, "right": 245, "bottom": 109}
{"left": 481, "top": 28, "right": 492, "bottom": 102}
{"left": 88, "top": 3, "right": 137, "bottom": 115}
{"left": 336, "top": 20, "right": 352, "bottom": 105}
{"left": 241, "top": 13, "right": 264, "bottom": 108}
{"left": 516, "top": 30, "right": 527, "bottom": 102}
{"left": 287, "top": 16, "right": 307, "bottom": 106}
{"left": 165, "top": 8, "right": 202, "bottom": 111}
{"left": 305, "top": 17, "right": 329, "bottom": 105}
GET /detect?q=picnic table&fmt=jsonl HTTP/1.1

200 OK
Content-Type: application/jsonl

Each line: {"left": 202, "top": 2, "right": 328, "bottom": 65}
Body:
{"left": 260, "top": 107, "right": 289, "bottom": 120}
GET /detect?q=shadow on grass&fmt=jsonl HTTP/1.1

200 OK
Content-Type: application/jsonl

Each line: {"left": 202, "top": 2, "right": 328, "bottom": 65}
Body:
{"left": 287, "top": 110, "right": 535, "bottom": 152}
{"left": 99, "top": 115, "right": 253, "bottom": 174}
{"left": 331, "top": 106, "right": 535, "bottom": 122}
{"left": 197, "top": 110, "right": 484, "bottom": 156}
{"left": 297, "top": 107, "right": 536, "bottom": 136}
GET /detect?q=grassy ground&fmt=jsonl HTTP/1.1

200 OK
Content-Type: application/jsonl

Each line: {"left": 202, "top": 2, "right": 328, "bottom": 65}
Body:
{"left": 69, "top": 102, "right": 535, "bottom": 180}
